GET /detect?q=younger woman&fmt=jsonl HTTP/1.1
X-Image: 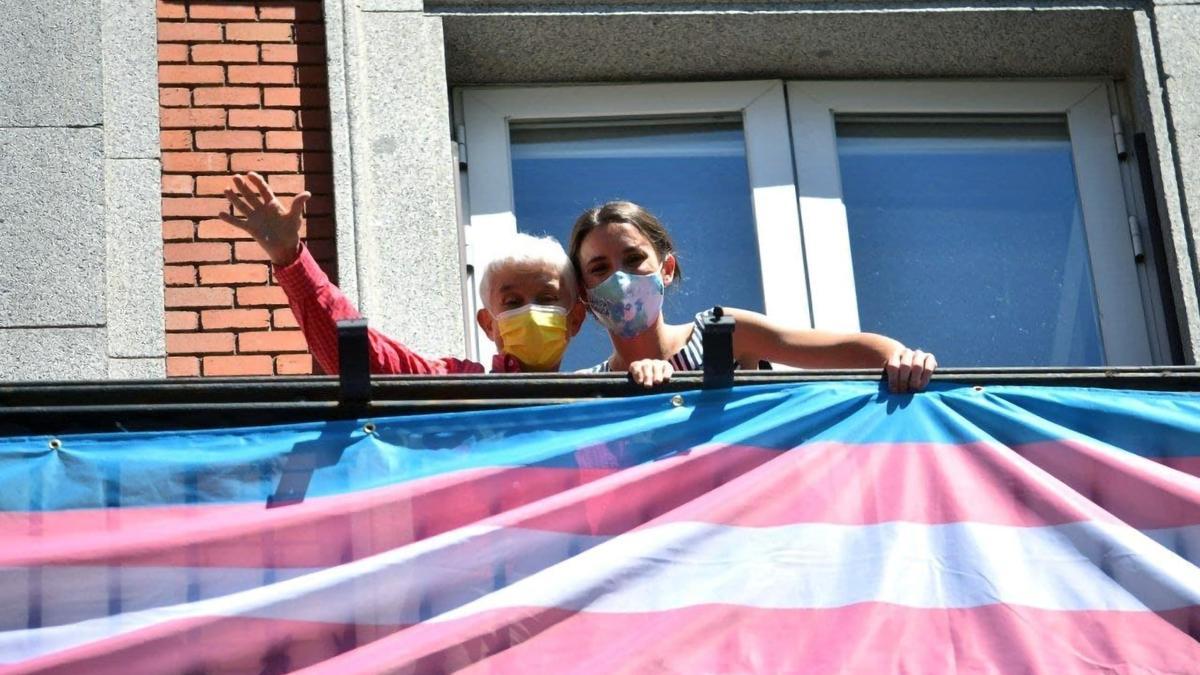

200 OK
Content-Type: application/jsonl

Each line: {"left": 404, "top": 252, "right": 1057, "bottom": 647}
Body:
{"left": 569, "top": 201, "right": 937, "bottom": 393}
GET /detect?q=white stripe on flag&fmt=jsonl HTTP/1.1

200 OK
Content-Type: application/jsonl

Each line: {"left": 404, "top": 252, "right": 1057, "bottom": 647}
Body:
{"left": 2, "top": 521, "right": 1197, "bottom": 664}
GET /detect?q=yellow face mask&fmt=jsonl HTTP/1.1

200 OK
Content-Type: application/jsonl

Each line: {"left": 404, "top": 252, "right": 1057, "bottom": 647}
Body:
{"left": 495, "top": 304, "right": 570, "bottom": 371}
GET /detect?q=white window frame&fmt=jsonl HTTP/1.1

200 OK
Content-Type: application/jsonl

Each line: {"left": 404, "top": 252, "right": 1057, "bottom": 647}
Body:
{"left": 787, "top": 80, "right": 1153, "bottom": 365}
{"left": 458, "top": 81, "right": 806, "bottom": 364}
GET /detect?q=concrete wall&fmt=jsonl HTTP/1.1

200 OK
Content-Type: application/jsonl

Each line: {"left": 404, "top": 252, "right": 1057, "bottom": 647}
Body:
{"left": 323, "top": 0, "right": 464, "bottom": 357}
{"left": 0, "top": 0, "right": 164, "bottom": 380}
{"left": 1142, "top": 1, "right": 1200, "bottom": 360}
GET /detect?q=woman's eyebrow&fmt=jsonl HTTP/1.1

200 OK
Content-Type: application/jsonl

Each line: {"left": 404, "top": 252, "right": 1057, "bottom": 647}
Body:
{"left": 584, "top": 255, "right": 608, "bottom": 267}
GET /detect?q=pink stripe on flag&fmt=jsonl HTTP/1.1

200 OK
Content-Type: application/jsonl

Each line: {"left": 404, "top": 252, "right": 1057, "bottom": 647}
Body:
{"left": 1, "top": 465, "right": 599, "bottom": 568}
{"left": 1016, "top": 440, "right": 1200, "bottom": 528}
{"left": 11, "top": 605, "right": 1198, "bottom": 675}
{"left": 296, "top": 604, "right": 1200, "bottom": 675}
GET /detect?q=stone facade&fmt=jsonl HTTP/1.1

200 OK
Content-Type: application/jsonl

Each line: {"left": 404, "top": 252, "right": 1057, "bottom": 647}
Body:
{"left": 3, "top": 0, "right": 1200, "bottom": 378}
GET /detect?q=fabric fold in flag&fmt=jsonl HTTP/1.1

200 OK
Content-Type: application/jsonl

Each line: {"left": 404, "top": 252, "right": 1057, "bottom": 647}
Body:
{"left": 2, "top": 382, "right": 1199, "bottom": 673}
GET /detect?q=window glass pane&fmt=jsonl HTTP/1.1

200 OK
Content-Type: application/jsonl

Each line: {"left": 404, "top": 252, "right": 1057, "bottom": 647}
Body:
{"left": 511, "top": 119, "right": 764, "bottom": 371}
{"left": 835, "top": 116, "right": 1105, "bottom": 366}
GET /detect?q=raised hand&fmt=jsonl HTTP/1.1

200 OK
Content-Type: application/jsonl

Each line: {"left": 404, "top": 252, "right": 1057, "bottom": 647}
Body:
{"left": 220, "top": 172, "right": 311, "bottom": 267}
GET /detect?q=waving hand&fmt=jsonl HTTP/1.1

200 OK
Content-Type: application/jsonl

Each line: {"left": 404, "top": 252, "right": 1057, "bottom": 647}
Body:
{"left": 220, "top": 172, "right": 311, "bottom": 267}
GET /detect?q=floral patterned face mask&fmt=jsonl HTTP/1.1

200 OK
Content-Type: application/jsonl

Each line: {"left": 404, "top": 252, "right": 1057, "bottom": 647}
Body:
{"left": 586, "top": 268, "right": 666, "bottom": 339}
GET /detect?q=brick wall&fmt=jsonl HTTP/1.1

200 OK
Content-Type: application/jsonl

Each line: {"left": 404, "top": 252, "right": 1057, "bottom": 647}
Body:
{"left": 157, "top": 0, "right": 334, "bottom": 377}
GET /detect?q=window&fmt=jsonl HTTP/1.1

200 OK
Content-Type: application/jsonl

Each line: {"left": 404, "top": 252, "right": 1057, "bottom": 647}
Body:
{"left": 458, "top": 81, "right": 1157, "bottom": 368}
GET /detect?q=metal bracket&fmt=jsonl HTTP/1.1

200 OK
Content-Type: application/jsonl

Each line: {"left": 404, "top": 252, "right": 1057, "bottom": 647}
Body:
{"left": 337, "top": 318, "right": 371, "bottom": 411}
{"left": 702, "top": 306, "right": 736, "bottom": 389}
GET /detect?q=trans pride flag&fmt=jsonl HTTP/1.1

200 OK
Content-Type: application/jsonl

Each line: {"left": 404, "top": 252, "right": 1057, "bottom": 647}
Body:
{"left": 1, "top": 382, "right": 1199, "bottom": 673}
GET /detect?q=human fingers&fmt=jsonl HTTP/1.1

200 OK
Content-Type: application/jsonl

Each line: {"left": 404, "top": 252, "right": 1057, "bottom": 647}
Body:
{"left": 655, "top": 361, "right": 673, "bottom": 385}
{"left": 218, "top": 211, "right": 251, "bottom": 232}
{"left": 896, "top": 349, "right": 915, "bottom": 394}
{"left": 885, "top": 351, "right": 902, "bottom": 394}
{"left": 285, "top": 191, "right": 312, "bottom": 222}
{"left": 906, "top": 350, "right": 929, "bottom": 391}
{"left": 918, "top": 352, "right": 937, "bottom": 390}
{"left": 232, "top": 175, "right": 263, "bottom": 209}
{"left": 225, "top": 189, "right": 255, "bottom": 217}
{"left": 628, "top": 360, "right": 645, "bottom": 386}
{"left": 245, "top": 171, "right": 276, "bottom": 206}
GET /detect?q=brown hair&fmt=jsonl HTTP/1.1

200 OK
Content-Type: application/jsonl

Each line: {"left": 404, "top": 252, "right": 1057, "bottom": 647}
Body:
{"left": 568, "top": 201, "right": 681, "bottom": 287}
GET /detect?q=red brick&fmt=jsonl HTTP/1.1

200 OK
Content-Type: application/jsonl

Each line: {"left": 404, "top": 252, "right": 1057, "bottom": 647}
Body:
{"left": 262, "top": 87, "right": 301, "bottom": 108}
{"left": 238, "top": 330, "right": 308, "bottom": 353}
{"left": 162, "top": 151, "right": 227, "bottom": 173}
{"left": 162, "top": 197, "right": 230, "bottom": 218}
{"left": 161, "top": 130, "right": 192, "bottom": 150}
{"left": 158, "top": 22, "right": 222, "bottom": 42}
{"left": 272, "top": 308, "right": 298, "bottom": 329}
{"left": 295, "top": 24, "right": 325, "bottom": 44}
{"left": 161, "top": 174, "right": 193, "bottom": 196}
{"left": 158, "top": 1, "right": 187, "bottom": 19}
{"left": 229, "top": 109, "right": 295, "bottom": 129}
{"left": 163, "top": 264, "right": 197, "bottom": 285}
{"left": 260, "top": 44, "right": 326, "bottom": 64}
{"left": 231, "top": 152, "right": 298, "bottom": 173}
{"left": 164, "top": 242, "right": 231, "bottom": 263}
{"left": 193, "top": 86, "right": 260, "bottom": 107}
{"left": 267, "top": 173, "right": 331, "bottom": 195}
{"left": 306, "top": 239, "right": 336, "bottom": 262}
{"left": 203, "top": 355, "right": 274, "bottom": 376}
{"left": 161, "top": 108, "right": 226, "bottom": 129}
{"left": 166, "top": 356, "right": 200, "bottom": 377}
{"left": 275, "top": 353, "right": 312, "bottom": 375}
{"left": 296, "top": 67, "right": 326, "bottom": 87}
{"left": 228, "top": 65, "right": 294, "bottom": 85}
{"left": 191, "top": 44, "right": 259, "bottom": 63}
{"left": 298, "top": 193, "right": 332, "bottom": 215}
{"left": 165, "top": 286, "right": 233, "bottom": 308}
{"left": 225, "top": 23, "right": 292, "bottom": 42}
{"left": 196, "top": 130, "right": 263, "bottom": 150}
{"left": 299, "top": 153, "right": 332, "bottom": 174}
{"left": 200, "top": 263, "right": 269, "bottom": 285}
{"left": 297, "top": 109, "right": 329, "bottom": 129}
{"left": 303, "top": 217, "right": 335, "bottom": 239}
{"left": 163, "top": 220, "right": 195, "bottom": 241}
{"left": 197, "top": 218, "right": 252, "bottom": 239}
{"left": 289, "top": 86, "right": 327, "bottom": 109}
{"left": 258, "top": 2, "right": 323, "bottom": 21}
{"left": 264, "top": 131, "right": 324, "bottom": 151}
{"left": 193, "top": 177, "right": 227, "bottom": 196}
{"left": 167, "top": 332, "right": 236, "bottom": 355}
{"left": 159, "top": 87, "right": 191, "bottom": 107}
{"left": 201, "top": 308, "right": 270, "bottom": 330}
{"left": 165, "top": 310, "right": 199, "bottom": 331}
{"left": 188, "top": 3, "right": 257, "bottom": 20}
{"left": 236, "top": 285, "right": 288, "bottom": 306}
{"left": 234, "top": 241, "right": 272, "bottom": 261}
{"left": 158, "top": 65, "right": 225, "bottom": 85}
{"left": 158, "top": 44, "right": 188, "bottom": 63}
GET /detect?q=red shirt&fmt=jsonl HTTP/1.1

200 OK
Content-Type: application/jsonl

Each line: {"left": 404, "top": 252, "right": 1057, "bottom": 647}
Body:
{"left": 274, "top": 245, "right": 522, "bottom": 374}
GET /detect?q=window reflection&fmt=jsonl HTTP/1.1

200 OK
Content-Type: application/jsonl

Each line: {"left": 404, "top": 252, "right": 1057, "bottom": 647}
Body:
{"left": 836, "top": 116, "right": 1104, "bottom": 366}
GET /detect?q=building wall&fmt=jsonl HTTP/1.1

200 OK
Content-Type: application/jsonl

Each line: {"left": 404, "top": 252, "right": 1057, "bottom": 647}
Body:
{"left": 3, "top": 1, "right": 1200, "bottom": 379}
{"left": 157, "top": 0, "right": 335, "bottom": 377}
{"left": 0, "top": 0, "right": 163, "bottom": 381}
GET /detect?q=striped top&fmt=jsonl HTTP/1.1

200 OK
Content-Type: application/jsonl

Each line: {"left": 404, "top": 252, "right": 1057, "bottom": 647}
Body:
{"left": 583, "top": 311, "right": 709, "bottom": 373}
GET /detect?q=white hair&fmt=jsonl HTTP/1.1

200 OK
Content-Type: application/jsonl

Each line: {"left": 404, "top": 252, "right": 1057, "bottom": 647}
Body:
{"left": 478, "top": 232, "right": 577, "bottom": 312}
